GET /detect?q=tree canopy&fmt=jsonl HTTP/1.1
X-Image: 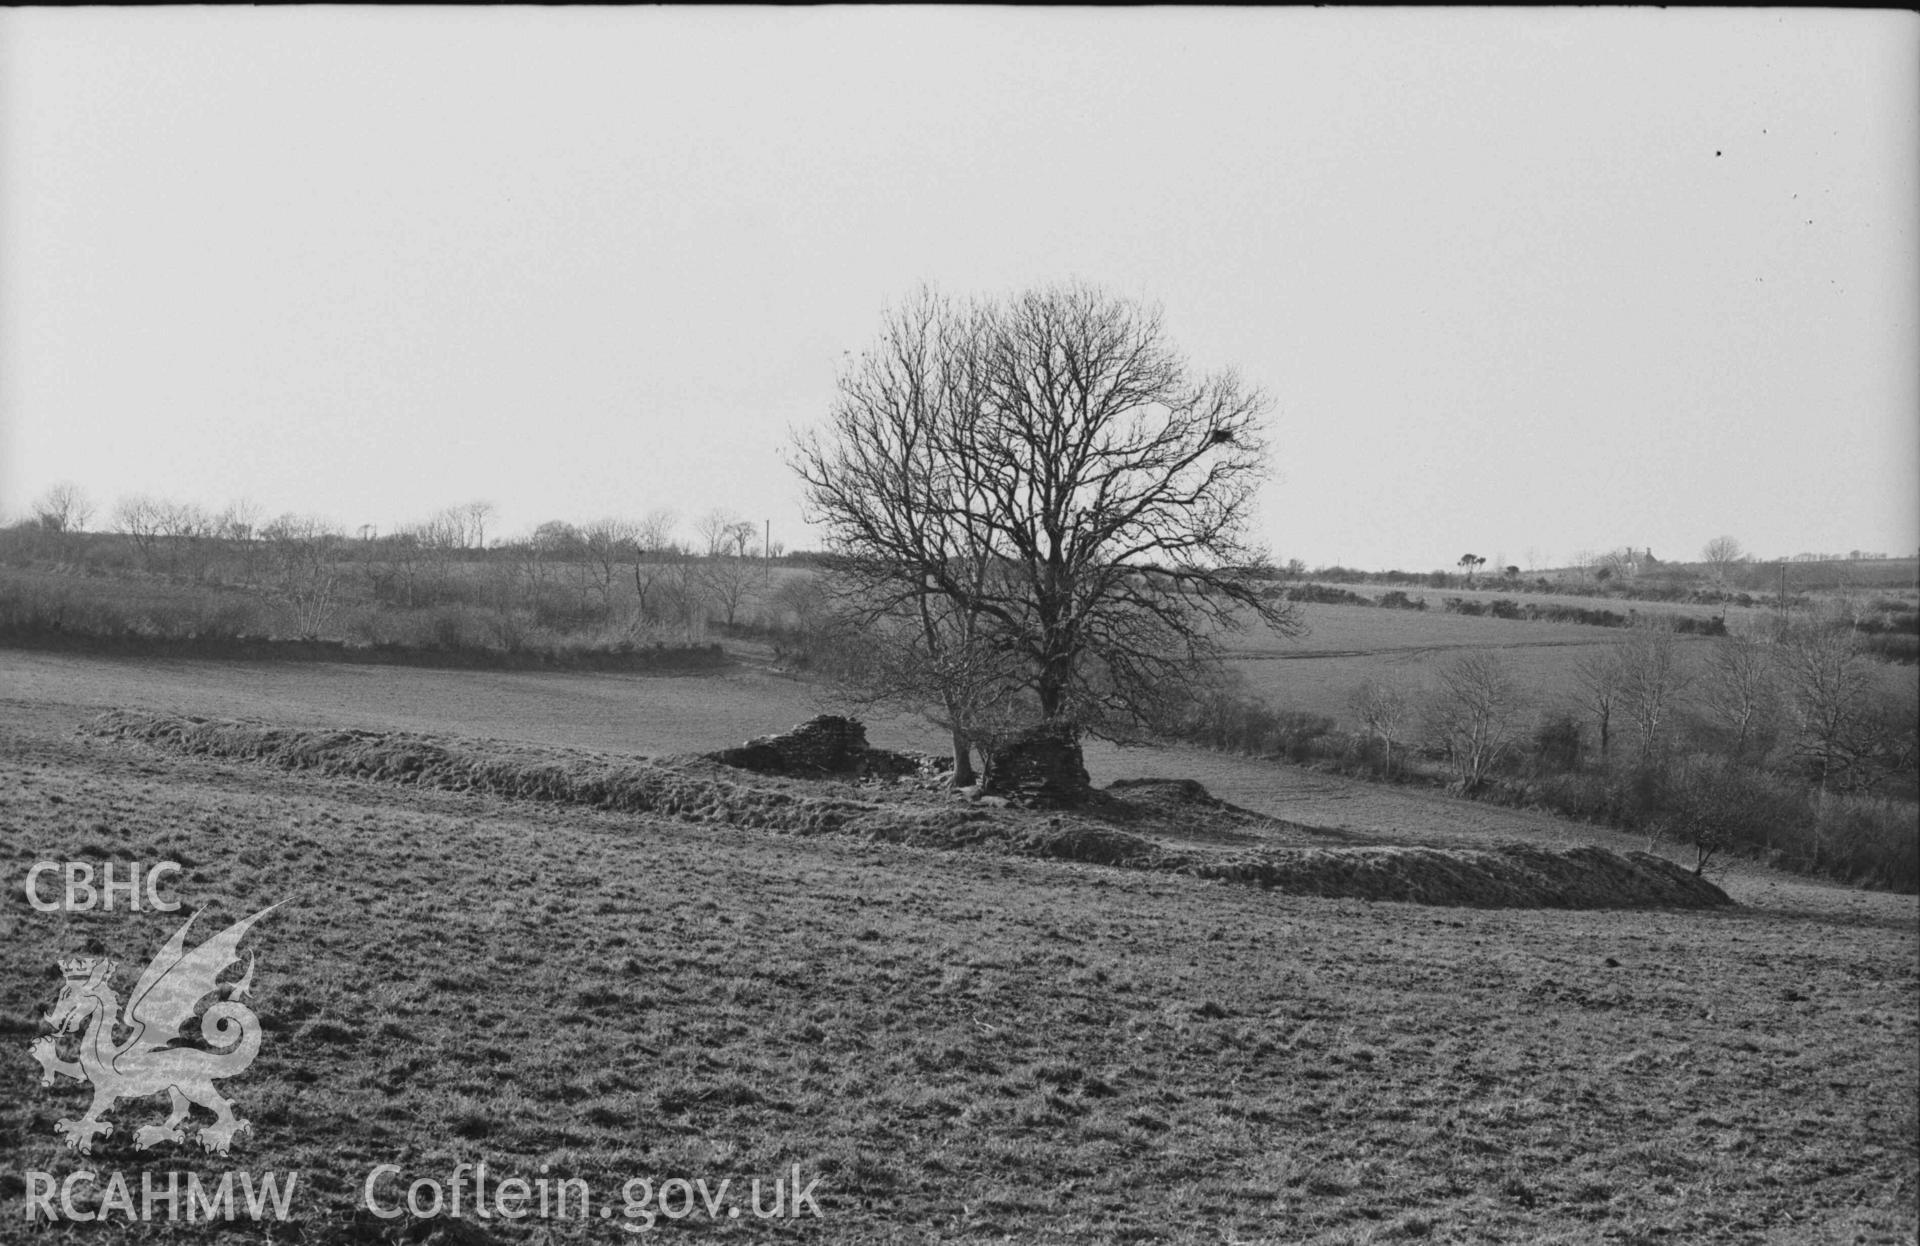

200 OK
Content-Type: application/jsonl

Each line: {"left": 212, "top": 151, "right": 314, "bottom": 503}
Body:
{"left": 791, "top": 282, "right": 1297, "bottom": 777}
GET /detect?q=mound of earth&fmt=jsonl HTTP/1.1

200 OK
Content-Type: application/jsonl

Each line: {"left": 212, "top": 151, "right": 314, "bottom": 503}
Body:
{"left": 82, "top": 710, "right": 1733, "bottom": 911}
{"left": 1179, "top": 844, "right": 1730, "bottom": 909}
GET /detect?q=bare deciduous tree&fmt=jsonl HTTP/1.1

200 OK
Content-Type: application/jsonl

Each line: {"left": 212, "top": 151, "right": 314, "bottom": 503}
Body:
{"left": 791, "top": 291, "right": 1009, "bottom": 779}
{"left": 1701, "top": 534, "right": 1743, "bottom": 567}
{"left": 217, "top": 498, "right": 267, "bottom": 584}
{"left": 581, "top": 519, "right": 639, "bottom": 612}
{"left": 113, "top": 496, "right": 165, "bottom": 570}
{"left": 157, "top": 500, "right": 217, "bottom": 580}
{"left": 660, "top": 555, "right": 707, "bottom": 641}
{"left": 529, "top": 521, "right": 590, "bottom": 616}
{"left": 1701, "top": 535, "right": 1747, "bottom": 587}
{"left": 1349, "top": 676, "right": 1412, "bottom": 779}
{"left": 260, "top": 514, "right": 341, "bottom": 639}
{"left": 793, "top": 282, "right": 1297, "bottom": 778}
{"left": 1700, "top": 629, "right": 1780, "bottom": 763}
{"left": 698, "top": 552, "right": 758, "bottom": 629}
{"left": 1778, "top": 620, "right": 1878, "bottom": 792}
{"left": 768, "top": 573, "right": 831, "bottom": 642}
{"left": 463, "top": 500, "right": 496, "bottom": 550}
{"left": 637, "top": 509, "right": 677, "bottom": 556}
{"left": 1660, "top": 753, "right": 1772, "bottom": 876}
{"left": 1617, "top": 621, "right": 1691, "bottom": 768}
{"left": 420, "top": 509, "right": 466, "bottom": 576}
{"left": 1424, "top": 651, "right": 1523, "bottom": 794}
{"left": 725, "top": 520, "right": 758, "bottom": 561}
{"left": 384, "top": 528, "right": 427, "bottom": 607}
{"left": 628, "top": 509, "right": 679, "bottom": 627}
{"left": 847, "top": 591, "right": 1031, "bottom": 786}
{"left": 695, "top": 509, "right": 737, "bottom": 558}
{"left": 1572, "top": 643, "right": 1626, "bottom": 762}
{"left": 216, "top": 498, "right": 263, "bottom": 543}
{"left": 31, "top": 483, "right": 94, "bottom": 533}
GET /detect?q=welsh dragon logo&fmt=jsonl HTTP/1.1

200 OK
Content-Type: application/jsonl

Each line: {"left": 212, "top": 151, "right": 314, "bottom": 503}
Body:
{"left": 29, "top": 905, "right": 276, "bottom": 1156}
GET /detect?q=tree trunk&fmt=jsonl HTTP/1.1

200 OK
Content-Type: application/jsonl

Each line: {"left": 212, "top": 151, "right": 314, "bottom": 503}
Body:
{"left": 1036, "top": 652, "right": 1072, "bottom": 723}
{"left": 948, "top": 724, "right": 976, "bottom": 788}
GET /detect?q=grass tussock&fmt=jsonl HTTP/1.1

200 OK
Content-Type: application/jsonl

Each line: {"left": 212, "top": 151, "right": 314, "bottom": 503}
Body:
{"left": 85, "top": 710, "right": 1732, "bottom": 910}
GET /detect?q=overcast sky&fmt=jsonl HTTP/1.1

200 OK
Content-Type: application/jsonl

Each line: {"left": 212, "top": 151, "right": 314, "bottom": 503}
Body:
{"left": 1, "top": 7, "right": 1914, "bottom": 571}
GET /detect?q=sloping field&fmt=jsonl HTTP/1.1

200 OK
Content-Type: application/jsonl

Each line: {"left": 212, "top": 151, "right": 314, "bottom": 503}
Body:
{"left": 0, "top": 648, "right": 905, "bottom": 758}
{"left": 1234, "top": 600, "right": 1647, "bottom": 656}
{"left": 2, "top": 686, "right": 1915, "bottom": 1243}
{"left": 1225, "top": 601, "right": 1726, "bottom": 729}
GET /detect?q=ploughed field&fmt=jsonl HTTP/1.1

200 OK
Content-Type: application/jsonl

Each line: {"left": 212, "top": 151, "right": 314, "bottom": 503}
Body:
{"left": 2, "top": 651, "right": 1917, "bottom": 1243}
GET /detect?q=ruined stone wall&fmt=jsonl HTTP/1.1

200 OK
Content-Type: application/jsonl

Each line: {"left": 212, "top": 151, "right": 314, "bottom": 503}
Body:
{"left": 706, "top": 715, "right": 870, "bottom": 775}
{"left": 981, "top": 723, "right": 1091, "bottom": 808}
{"left": 706, "top": 715, "right": 954, "bottom": 787}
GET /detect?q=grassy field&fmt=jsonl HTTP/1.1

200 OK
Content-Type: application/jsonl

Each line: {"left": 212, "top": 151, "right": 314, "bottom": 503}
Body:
{"left": 1222, "top": 602, "right": 1722, "bottom": 732}
{"left": 3, "top": 652, "right": 1917, "bottom": 1243}
{"left": 1224, "top": 596, "right": 1917, "bottom": 737}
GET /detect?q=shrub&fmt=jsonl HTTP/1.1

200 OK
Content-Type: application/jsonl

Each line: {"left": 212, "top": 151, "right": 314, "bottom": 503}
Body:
{"left": 1672, "top": 614, "right": 1729, "bottom": 637}
{"left": 1532, "top": 715, "right": 1584, "bottom": 773}
{"left": 486, "top": 608, "right": 532, "bottom": 653}
{"left": 1811, "top": 793, "right": 1920, "bottom": 891}
{"left": 1377, "top": 590, "right": 1426, "bottom": 611}
{"left": 196, "top": 598, "right": 264, "bottom": 641}
{"left": 1177, "top": 690, "right": 1338, "bottom": 763}
{"left": 427, "top": 606, "right": 481, "bottom": 651}
{"left": 1285, "top": 583, "right": 1370, "bottom": 607}
{"left": 342, "top": 605, "right": 396, "bottom": 646}
{"left": 1530, "top": 603, "right": 1629, "bottom": 629}
{"left": 1658, "top": 755, "right": 1782, "bottom": 873}
{"left": 1861, "top": 633, "right": 1919, "bottom": 665}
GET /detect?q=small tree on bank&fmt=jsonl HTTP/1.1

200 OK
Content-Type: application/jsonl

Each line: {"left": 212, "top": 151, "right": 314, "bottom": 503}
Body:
{"left": 1618, "top": 620, "right": 1691, "bottom": 770}
{"left": 792, "top": 282, "right": 1299, "bottom": 786}
{"left": 1573, "top": 643, "right": 1626, "bottom": 762}
{"left": 1700, "top": 629, "right": 1780, "bottom": 763}
{"left": 1424, "top": 650, "right": 1524, "bottom": 795}
{"left": 1779, "top": 619, "right": 1878, "bottom": 792}
{"left": 1701, "top": 535, "right": 1746, "bottom": 586}
{"left": 1349, "top": 676, "right": 1412, "bottom": 779}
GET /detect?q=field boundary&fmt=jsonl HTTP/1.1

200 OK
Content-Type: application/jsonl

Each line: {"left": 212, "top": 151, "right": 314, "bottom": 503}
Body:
{"left": 82, "top": 710, "right": 1733, "bottom": 911}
